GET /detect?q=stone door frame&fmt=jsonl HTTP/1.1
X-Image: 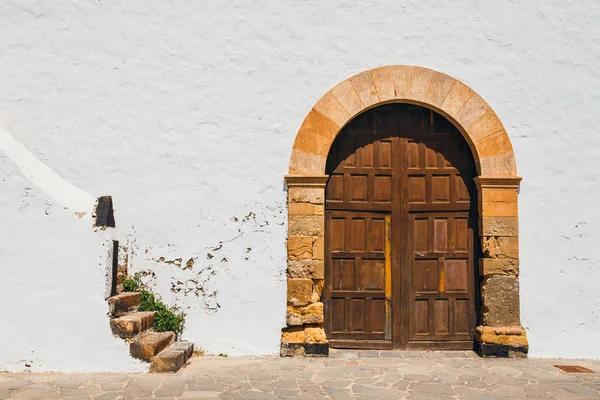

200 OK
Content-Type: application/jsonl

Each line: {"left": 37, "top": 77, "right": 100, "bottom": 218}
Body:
{"left": 282, "top": 65, "right": 527, "bottom": 358}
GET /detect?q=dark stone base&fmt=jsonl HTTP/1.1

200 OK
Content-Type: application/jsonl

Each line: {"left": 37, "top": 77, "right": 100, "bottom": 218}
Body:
{"left": 280, "top": 343, "right": 329, "bottom": 357}
{"left": 476, "top": 342, "right": 528, "bottom": 358}
{"left": 305, "top": 343, "right": 329, "bottom": 357}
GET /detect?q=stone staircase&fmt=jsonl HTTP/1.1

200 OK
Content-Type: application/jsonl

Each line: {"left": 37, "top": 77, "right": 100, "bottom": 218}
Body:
{"left": 108, "top": 292, "right": 194, "bottom": 372}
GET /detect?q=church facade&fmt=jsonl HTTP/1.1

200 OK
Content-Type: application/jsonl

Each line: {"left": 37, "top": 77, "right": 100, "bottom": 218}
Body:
{"left": 1, "top": 1, "right": 599, "bottom": 372}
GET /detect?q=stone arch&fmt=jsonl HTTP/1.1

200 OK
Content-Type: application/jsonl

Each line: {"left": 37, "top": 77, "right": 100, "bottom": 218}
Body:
{"left": 283, "top": 66, "right": 527, "bottom": 358}
{"left": 289, "top": 65, "right": 516, "bottom": 177}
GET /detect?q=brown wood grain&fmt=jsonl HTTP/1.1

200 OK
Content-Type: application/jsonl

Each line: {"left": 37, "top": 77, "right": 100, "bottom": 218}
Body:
{"left": 324, "top": 104, "right": 478, "bottom": 350}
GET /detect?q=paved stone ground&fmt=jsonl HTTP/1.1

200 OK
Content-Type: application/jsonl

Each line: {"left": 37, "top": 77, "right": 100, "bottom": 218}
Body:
{"left": 1, "top": 351, "right": 600, "bottom": 399}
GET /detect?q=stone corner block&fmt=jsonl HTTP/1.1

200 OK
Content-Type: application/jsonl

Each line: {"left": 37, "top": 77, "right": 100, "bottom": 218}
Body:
{"left": 311, "top": 279, "right": 324, "bottom": 303}
{"left": 480, "top": 258, "right": 519, "bottom": 276}
{"left": 280, "top": 342, "right": 305, "bottom": 357}
{"left": 288, "top": 202, "right": 324, "bottom": 215}
{"left": 287, "top": 279, "right": 313, "bottom": 305}
{"left": 287, "top": 259, "right": 324, "bottom": 279}
{"left": 481, "top": 236, "right": 519, "bottom": 259}
{"left": 288, "top": 187, "right": 325, "bottom": 205}
{"left": 304, "top": 326, "right": 328, "bottom": 344}
{"left": 476, "top": 342, "right": 528, "bottom": 358}
{"left": 286, "top": 302, "right": 324, "bottom": 326}
{"left": 481, "top": 216, "right": 518, "bottom": 236}
{"left": 287, "top": 236, "right": 314, "bottom": 259}
{"left": 482, "top": 276, "right": 521, "bottom": 327}
{"left": 305, "top": 343, "right": 329, "bottom": 357}
{"left": 475, "top": 325, "right": 528, "bottom": 358}
{"left": 281, "top": 327, "right": 304, "bottom": 344}
{"left": 288, "top": 215, "right": 324, "bottom": 237}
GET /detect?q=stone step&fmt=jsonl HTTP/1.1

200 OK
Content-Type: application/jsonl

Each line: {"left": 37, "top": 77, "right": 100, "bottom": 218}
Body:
{"left": 110, "top": 311, "right": 155, "bottom": 339}
{"left": 108, "top": 292, "right": 141, "bottom": 317}
{"left": 130, "top": 331, "right": 176, "bottom": 361}
{"left": 150, "top": 341, "right": 194, "bottom": 373}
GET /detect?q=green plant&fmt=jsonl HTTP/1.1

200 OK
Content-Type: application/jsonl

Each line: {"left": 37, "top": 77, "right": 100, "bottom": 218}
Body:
{"left": 138, "top": 290, "right": 163, "bottom": 312}
{"left": 154, "top": 308, "right": 186, "bottom": 336}
{"left": 122, "top": 276, "right": 139, "bottom": 292}
{"left": 218, "top": 353, "right": 228, "bottom": 357}
{"left": 137, "top": 290, "right": 185, "bottom": 336}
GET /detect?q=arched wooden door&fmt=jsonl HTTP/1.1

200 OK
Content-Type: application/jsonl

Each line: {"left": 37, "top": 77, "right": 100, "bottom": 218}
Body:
{"left": 324, "top": 104, "right": 479, "bottom": 350}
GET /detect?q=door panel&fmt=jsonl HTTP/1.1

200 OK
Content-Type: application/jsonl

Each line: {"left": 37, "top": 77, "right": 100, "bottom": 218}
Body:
{"left": 325, "top": 211, "right": 392, "bottom": 346}
{"left": 324, "top": 104, "right": 478, "bottom": 350}
{"left": 408, "top": 213, "right": 475, "bottom": 344}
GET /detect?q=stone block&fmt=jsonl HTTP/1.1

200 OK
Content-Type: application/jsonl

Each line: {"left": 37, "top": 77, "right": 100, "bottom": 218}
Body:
{"left": 370, "top": 66, "right": 395, "bottom": 102}
{"left": 440, "top": 79, "right": 475, "bottom": 117}
{"left": 481, "top": 236, "right": 519, "bottom": 259}
{"left": 424, "top": 73, "right": 455, "bottom": 107}
{"left": 287, "top": 260, "right": 322, "bottom": 279}
{"left": 349, "top": 71, "right": 379, "bottom": 108}
{"left": 304, "top": 326, "right": 328, "bottom": 343}
{"left": 280, "top": 342, "right": 304, "bottom": 357}
{"left": 286, "top": 302, "right": 324, "bottom": 326}
{"left": 313, "top": 91, "right": 349, "bottom": 127}
{"left": 313, "top": 237, "right": 325, "bottom": 260}
{"left": 468, "top": 108, "right": 505, "bottom": 143}
{"left": 480, "top": 258, "right": 519, "bottom": 276}
{"left": 481, "top": 189, "right": 518, "bottom": 203}
{"left": 476, "top": 325, "right": 527, "bottom": 345}
{"left": 150, "top": 341, "right": 194, "bottom": 373}
{"left": 288, "top": 215, "right": 323, "bottom": 237}
{"left": 312, "top": 279, "right": 324, "bottom": 302}
{"left": 481, "top": 216, "right": 518, "bottom": 236}
{"left": 313, "top": 260, "right": 324, "bottom": 279}
{"left": 476, "top": 129, "right": 513, "bottom": 159}
{"left": 482, "top": 276, "right": 521, "bottom": 326}
{"left": 454, "top": 92, "right": 489, "bottom": 130}
{"left": 409, "top": 66, "right": 435, "bottom": 102}
{"left": 479, "top": 152, "right": 518, "bottom": 177}
{"left": 331, "top": 79, "right": 363, "bottom": 116}
{"left": 287, "top": 278, "right": 313, "bottom": 305}
{"left": 289, "top": 150, "right": 326, "bottom": 176}
{"left": 476, "top": 342, "right": 528, "bottom": 358}
{"left": 293, "top": 110, "right": 340, "bottom": 157}
{"left": 281, "top": 327, "right": 304, "bottom": 343}
{"left": 305, "top": 343, "right": 329, "bottom": 357}
{"left": 481, "top": 201, "right": 518, "bottom": 217}
{"left": 130, "top": 331, "right": 175, "bottom": 361}
{"left": 390, "top": 65, "right": 411, "bottom": 99}
{"left": 288, "top": 203, "right": 324, "bottom": 215}
{"left": 287, "top": 236, "right": 314, "bottom": 259}
{"left": 108, "top": 292, "right": 140, "bottom": 317}
{"left": 288, "top": 187, "right": 324, "bottom": 204}
{"left": 110, "top": 312, "right": 155, "bottom": 339}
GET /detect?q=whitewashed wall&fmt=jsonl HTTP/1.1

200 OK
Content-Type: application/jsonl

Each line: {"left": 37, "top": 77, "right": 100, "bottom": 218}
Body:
{"left": 0, "top": 0, "right": 599, "bottom": 371}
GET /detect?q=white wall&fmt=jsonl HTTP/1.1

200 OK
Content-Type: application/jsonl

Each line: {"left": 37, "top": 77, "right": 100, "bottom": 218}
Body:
{"left": 0, "top": 154, "right": 145, "bottom": 372}
{"left": 0, "top": 0, "right": 599, "bottom": 370}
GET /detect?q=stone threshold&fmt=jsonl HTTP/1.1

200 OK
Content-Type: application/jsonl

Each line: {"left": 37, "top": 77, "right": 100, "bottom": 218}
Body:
{"left": 329, "top": 349, "right": 481, "bottom": 359}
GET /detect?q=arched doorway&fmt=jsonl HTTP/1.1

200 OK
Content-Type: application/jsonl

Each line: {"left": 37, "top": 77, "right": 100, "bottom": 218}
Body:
{"left": 323, "top": 103, "right": 478, "bottom": 350}
{"left": 282, "top": 65, "right": 527, "bottom": 358}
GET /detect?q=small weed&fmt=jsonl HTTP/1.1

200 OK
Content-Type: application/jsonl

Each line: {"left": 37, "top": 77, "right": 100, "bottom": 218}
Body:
{"left": 137, "top": 290, "right": 185, "bottom": 336}
{"left": 138, "top": 290, "right": 163, "bottom": 312}
{"left": 218, "top": 353, "right": 228, "bottom": 357}
{"left": 122, "top": 276, "right": 139, "bottom": 292}
{"left": 154, "top": 308, "right": 186, "bottom": 336}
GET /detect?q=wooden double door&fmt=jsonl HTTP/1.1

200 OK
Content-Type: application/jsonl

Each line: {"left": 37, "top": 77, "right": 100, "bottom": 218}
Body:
{"left": 324, "top": 104, "right": 478, "bottom": 350}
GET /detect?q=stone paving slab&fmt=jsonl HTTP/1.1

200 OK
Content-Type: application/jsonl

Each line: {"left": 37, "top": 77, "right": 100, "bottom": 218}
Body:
{"left": 1, "top": 355, "right": 600, "bottom": 399}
